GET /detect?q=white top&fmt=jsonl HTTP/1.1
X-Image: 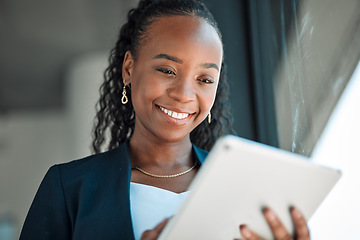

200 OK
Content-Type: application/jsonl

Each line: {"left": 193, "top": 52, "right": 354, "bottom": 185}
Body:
{"left": 130, "top": 182, "right": 190, "bottom": 240}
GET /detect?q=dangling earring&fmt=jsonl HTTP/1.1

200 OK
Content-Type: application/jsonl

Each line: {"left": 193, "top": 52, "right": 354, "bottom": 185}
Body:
{"left": 121, "top": 81, "right": 128, "bottom": 104}
{"left": 208, "top": 111, "right": 211, "bottom": 124}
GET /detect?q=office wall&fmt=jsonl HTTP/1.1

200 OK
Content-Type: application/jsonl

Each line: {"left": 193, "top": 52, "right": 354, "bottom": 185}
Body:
{"left": 0, "top": 1, "right": 136, "bottom": 238}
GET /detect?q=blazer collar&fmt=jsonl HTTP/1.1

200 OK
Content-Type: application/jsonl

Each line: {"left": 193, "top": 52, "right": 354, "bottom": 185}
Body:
{"left": 192, "top": 144, "right": 208, "bottom": 165}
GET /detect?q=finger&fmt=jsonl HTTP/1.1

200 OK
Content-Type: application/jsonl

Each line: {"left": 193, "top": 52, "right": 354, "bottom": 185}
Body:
{"left": 239, "top": 225, "right": 262, "bottom": 240}
{"left": 141, "top": 218, "right": 169, "bottom": 240}
{"left": 290, "top": 207, "right": 310, "bottom": 240}
{"left": 153, "top": 218, "right": 169, "bottom": 232}
{"left": 141, "top": 229, "right": 158, "bottom": 240}
{"left": 263, "top": 208, "right": 293, "bottom": 240}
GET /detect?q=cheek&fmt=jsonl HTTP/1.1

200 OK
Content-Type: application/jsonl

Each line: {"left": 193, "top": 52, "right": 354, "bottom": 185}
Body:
{"left": 200, "top": 87, "right": 218, "bottom": 112}
{"left": 208, "top": 83, "right": 219, "bottom": 106}
{"left": 130, "top": 72, "right": 163, "bottom": 110}
{"left": 130, "top": 73, "right": 148, "bottom": 113}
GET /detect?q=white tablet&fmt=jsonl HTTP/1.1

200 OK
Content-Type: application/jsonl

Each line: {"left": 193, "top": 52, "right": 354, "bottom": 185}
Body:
{"left": 158, "top": 135, "right": 341, "bottom": 240}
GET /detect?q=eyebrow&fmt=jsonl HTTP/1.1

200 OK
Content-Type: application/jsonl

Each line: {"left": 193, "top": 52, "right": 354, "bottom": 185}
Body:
{"left": 153, "top": 54, "right": 183, "bottom": 64}
{"left": 200, "top": 63, "right": 219, "bottom": 71}
{"left": 153, "top": 53, "right": 219, "bottom": 71}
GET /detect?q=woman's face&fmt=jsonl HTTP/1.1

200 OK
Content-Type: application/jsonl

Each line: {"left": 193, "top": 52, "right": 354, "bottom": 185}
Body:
{"left": 123, "top": 15, "right": 223, "bottom": 143}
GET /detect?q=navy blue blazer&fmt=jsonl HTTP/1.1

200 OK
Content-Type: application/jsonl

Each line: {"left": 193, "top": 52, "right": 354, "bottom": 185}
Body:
{"left": 20, "top": 143, "right": 208, "bottom": 240}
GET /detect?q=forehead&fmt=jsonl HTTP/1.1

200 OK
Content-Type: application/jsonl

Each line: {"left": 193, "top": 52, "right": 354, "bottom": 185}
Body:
{"left": 137, "top": 15, "right": 223, "bottom": 63}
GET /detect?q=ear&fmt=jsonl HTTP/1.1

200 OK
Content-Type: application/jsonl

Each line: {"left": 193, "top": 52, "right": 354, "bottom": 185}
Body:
{"left": 122, "top": 51, "right": 134, "bottom": 85}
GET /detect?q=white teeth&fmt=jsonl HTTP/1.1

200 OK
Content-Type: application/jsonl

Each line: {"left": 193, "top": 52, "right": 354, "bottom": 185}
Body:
{"left": 159, "top": 106, "right": 189, "bottom": 120}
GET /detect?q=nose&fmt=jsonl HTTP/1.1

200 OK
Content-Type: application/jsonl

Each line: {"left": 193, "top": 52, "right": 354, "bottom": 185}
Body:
{"left": 167, "top": 76, "right": 196, "bottom": 102}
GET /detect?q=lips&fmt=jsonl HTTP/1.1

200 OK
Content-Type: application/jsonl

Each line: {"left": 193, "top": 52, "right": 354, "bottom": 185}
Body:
{"left": 158, "top": 106, "right": 190, "bottom": 120}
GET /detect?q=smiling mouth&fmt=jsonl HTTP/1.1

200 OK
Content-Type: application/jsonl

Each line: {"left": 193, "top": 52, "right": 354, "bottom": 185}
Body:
{"left": 158, "top": 106, "right": 190, "bottom": 120}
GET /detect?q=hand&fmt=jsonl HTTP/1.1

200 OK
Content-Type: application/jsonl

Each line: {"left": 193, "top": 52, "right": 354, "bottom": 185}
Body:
{"left": 140, "top": 218, "right": 169, "bottom": 240}
{"left": 239, "top": 207, "right": 310, "bottom": 240}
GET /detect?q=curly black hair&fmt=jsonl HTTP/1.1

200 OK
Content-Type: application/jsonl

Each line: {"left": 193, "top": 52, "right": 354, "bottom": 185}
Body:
{"left": 92, "top": 0, "right": 234, "bottom": 153}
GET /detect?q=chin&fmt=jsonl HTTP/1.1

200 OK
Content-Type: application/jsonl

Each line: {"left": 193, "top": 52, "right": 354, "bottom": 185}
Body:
{"left": 155, "top": 130, "right": 192, "bottom": 144}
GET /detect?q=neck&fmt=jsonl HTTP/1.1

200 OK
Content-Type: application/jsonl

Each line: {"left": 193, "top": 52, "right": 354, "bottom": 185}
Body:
{"left": 129, "top": 130, "right": 193, "bottom": 169}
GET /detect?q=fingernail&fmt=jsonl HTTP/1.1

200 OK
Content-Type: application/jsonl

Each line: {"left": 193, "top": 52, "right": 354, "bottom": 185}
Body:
{"left": 265, "top": 209, "right": 276, "bottom": 221}
{"left": 292, "top": 207, "right": 302, "bottom": 219}
{"left": 160, "top": 218, "right": 168, "bottom": 224}
{"left": 240, "top": 225, "right": 252, "bottom": 238}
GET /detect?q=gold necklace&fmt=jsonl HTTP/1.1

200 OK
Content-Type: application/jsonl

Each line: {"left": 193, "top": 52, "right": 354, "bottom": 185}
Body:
{"left": 133, "top": 162, "right": 197, "bottom": 178}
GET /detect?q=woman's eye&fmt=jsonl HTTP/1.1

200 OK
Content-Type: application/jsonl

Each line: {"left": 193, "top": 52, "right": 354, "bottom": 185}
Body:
{"left": 157, "top": 68, "right": 176, "bottom": 76}
{"left": 199, "top": 78, "right": 215, "bottom": 84}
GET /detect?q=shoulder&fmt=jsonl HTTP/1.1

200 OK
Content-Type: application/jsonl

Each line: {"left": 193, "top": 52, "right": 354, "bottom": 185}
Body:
{"left": 53, "top": 143, "right": 131, "bottom": 184}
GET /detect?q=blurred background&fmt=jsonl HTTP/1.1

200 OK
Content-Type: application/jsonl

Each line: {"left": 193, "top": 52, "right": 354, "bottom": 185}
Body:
{"left": 0, "top": 0, "right": 359, "bottom": 239}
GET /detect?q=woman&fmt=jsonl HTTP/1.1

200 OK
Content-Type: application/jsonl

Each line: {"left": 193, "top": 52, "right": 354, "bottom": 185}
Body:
{"left": 20, "top": 0, "right": 310, "bottom": 239}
